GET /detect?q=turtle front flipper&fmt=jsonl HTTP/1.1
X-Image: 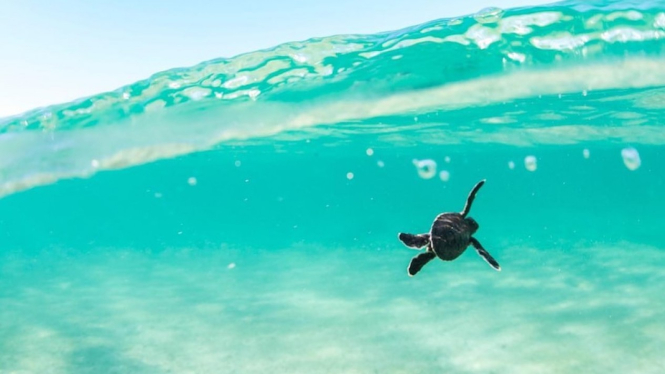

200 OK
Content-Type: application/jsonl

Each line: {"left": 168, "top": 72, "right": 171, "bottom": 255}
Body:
{"left": 407, "top": 252, "right": 436, "bottom": 276}
{"left": 461, "top": 179, "right": 485, "bottom": 217}
{"left": 398, "top": 233, "right": 430, "bottom": 249}
{"left": 470, "top": 237, "right": 501, "bottom": 271}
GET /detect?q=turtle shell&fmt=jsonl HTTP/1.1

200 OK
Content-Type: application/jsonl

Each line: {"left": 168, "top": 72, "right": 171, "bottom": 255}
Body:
{"left": 429, "top": 212, "right": 474, "bottom": 261}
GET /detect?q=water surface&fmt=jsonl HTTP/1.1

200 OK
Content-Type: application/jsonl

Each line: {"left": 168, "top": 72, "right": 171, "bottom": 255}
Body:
{"left": 1, "top": 0, "right": 665, "bottom": 372}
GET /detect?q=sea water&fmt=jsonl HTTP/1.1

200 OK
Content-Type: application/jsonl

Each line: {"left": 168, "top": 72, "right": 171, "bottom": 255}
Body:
{"left": 1, "top": 0, "right": 665, "bottom": 372}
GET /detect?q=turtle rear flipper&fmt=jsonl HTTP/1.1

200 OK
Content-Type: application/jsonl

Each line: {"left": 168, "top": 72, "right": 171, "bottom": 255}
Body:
{"left": 408, "top": 252, "right": 436, "bottom": 276}
{"left": 398, "top": 233, "right": 430, "bottom": 248}
{"left": 470, "top": 237, "right": 501, "bottom": 271}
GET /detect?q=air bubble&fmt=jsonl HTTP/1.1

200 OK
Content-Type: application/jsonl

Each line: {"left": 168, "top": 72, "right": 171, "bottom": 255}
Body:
{"left": 347, "top": 172, "right": 354, "bottom": 180}
{"left": 366, "top": 148, "right": 374, "bottom": 156}
{"left": 508, "top": 161, "right": 515, "bottom": 169}
{"left": 583, "top": 149, "right": 590, "bottom": 159}
{"left": 439, "top": 170, "right": 450, "bottom": 182}
{"left": 234, "top": 160, "right": 241, "bottom": 167}
{"left": 524, "top": 155, "right": 537, "bottom": 172}
{"left": 188, "top": 177, "right": 197, "bottom": 186}
{"left": 444, "top": 156, "right": 451, "bottom": 163}
{"left": 154, "top": 192, "right": 163, "bottom": 198}
{"left": 227, "top": 263, "right": 236, "bottom": 270}
{"left": 377, "top": 160, "right": 385, "bottom": 168}
{"left": 621, "top": 147, "right": 641, "bottom": 171}
{"left": 91, "top": 159, "right": 100, "bottom": 168}
{"left": 413, "top": 159, "right": 437, "bottom": 179}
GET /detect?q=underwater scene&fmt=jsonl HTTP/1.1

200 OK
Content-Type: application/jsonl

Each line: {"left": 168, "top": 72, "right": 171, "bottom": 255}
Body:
{"left": 2, "top": 0, "right": 665, "bottom": 372}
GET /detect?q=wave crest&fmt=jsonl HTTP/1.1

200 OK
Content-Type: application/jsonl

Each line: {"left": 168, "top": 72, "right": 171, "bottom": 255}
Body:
{"left": 1, "top": 0, "right": 665, "bottom": 198}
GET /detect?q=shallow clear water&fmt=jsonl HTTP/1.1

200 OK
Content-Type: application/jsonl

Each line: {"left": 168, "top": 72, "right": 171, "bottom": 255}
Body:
{"left": 2, "top": 0, "right": 665, "bottom": 373}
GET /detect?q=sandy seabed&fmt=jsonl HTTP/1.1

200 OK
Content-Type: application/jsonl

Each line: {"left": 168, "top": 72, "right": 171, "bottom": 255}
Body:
{"left": 1, "top": 241, "right": 664, "bottom": 374}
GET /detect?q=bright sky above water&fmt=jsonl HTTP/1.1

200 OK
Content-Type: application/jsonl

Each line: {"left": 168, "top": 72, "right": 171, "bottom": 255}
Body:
{"left": 0, "top": 0, "right": 554, "bottom": 118}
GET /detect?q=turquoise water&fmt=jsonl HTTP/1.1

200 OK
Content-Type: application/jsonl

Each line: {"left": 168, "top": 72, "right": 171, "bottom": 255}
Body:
{"left": 2, "top": 0, "right": 665, "bottom": 372}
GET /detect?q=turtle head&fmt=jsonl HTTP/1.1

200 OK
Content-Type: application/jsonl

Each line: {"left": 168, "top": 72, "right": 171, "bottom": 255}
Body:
{"left": 465, "top": 217, "right": 479, "bottom": 234}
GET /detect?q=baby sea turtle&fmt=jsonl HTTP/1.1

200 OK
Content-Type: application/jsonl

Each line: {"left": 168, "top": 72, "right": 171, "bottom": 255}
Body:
{"left": 398, "top": 179, "right": 501, "bottom": 276}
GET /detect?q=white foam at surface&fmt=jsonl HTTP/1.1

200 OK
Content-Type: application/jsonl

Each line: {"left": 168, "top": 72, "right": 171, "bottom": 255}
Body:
{"left": 2, "top": 58, "right": 665, "bottom": 198}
